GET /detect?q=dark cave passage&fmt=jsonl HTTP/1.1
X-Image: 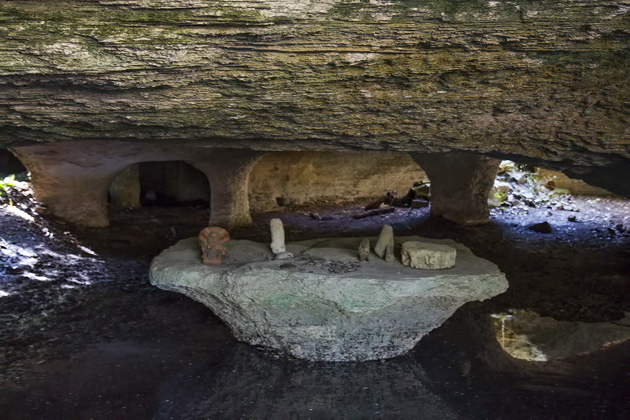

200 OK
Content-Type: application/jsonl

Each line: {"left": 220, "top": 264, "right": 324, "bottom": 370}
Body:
{"left": 108, "top": 161, "right": 210, "bottom": 208}
{"left": 0, "top": 149, "right": 26, "bottom": 178}
{"left": 138, "top": 161, "right": 210, "bottom": 207}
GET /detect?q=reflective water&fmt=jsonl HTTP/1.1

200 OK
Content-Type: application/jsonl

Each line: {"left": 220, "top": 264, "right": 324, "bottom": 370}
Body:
{"left": 2, "top": 196, "right": 630, "bottom": 419}
{"left": 151, "top": 308, "right": 630, "bottom": 420}
{"left": 154, "top": 346, "right": 458, "bottom": 419}
{"left": 5, "top": 304, "right": 628, "bottom": 419}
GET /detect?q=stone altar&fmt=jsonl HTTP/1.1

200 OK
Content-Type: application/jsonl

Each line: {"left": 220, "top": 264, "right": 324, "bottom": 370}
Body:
{"left": 150, "top": 236, "right": 508, "bottom": 361}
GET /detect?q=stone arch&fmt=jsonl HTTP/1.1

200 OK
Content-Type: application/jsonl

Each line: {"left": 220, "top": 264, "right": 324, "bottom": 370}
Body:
{"left": 11, "top": 141, "right": 265, "bottom": 229}
{"left": 108, "top": 161, "right": 210, "bottom": 209}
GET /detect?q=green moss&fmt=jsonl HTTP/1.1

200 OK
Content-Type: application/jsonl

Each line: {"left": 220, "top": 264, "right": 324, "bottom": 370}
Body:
{"left": 0, "top": 0, "right": 628, "bottom": 150}
{"left": 329, "top": 0, "right": 373, "bottom": 20}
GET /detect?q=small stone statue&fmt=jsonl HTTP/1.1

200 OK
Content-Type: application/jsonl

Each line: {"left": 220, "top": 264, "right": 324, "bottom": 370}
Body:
{"left": 270, "top": 218, "right": 286, "bottom": 254}
{"left": 198, "top": 227, "right": 230, "bottom": 264}
{"left": 358, "top": 239, "right": 370, "bottom": 262}
{"left": 374, "top": 225, "right": 395, "bottom": 262}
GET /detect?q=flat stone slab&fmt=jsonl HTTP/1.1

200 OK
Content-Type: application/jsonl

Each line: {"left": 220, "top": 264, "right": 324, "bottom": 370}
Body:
{"left": 401, "top": 241, "right": 457, "bottom": 269}
{"left": 150, "top": 236, "right": 508, "bottom": 361}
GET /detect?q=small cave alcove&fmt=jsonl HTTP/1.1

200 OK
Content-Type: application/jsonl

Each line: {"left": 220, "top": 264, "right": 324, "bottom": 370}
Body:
{"left": 247, "top": 151, "right": 427, "bottom": 213}
{"left": 0, "top": 149, "right": 27, "bottom": 178}
{"left": 109, "top": 161, "right": 210, "bottom": 209}
{"left": 105, "top": 161, "right": 212, "bottom": 242}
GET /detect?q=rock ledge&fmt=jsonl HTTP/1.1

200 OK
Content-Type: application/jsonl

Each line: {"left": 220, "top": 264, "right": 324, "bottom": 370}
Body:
{"left": 150, "top": 236, "right": 508, "bottom": 361}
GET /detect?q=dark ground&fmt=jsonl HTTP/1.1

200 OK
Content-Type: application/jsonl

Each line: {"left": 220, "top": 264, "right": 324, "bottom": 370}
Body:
{"left": 0, "top": 194, "right": 629, "bottom": 419}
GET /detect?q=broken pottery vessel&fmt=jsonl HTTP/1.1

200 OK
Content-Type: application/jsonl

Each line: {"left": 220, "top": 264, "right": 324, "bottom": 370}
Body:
{"left": 150, "top": 236, "right": 508, "bottom": 361}
{"left": 198, "top": 227, "right": 230, "bottom": 264}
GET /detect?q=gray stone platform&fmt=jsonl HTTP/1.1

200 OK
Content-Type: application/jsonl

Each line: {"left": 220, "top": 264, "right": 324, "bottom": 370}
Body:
{"left": 150, "top": 236, "right": 508, "bottom": 361}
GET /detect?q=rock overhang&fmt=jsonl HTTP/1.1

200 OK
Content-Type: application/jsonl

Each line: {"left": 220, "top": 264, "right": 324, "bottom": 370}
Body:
{"left": 0, "top": 1, "right": 628, "bottom": 162}
{"left": 2, "top": 0, "right": 629, "bottom": 199}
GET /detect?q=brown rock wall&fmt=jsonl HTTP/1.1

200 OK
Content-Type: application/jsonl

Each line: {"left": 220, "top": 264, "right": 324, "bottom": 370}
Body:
{"left": 0, "top": 1, "right": 628, "bottom": 195}
{"left": 248, "top": 152, "right": 426, "bottom": 212}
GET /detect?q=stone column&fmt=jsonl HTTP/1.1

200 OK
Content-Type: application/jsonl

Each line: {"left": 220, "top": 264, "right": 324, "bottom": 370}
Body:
{"left": 11, "top": 143, "right": 130, "bottom": 228}
{"left": 410, "top": 152, "right": 500, "bottom": 225}
{"left": 192, "top": 150, "right": 265, "bottom": 230}
{"left": 108, "top": 163, "right": 141, "bottom": 209}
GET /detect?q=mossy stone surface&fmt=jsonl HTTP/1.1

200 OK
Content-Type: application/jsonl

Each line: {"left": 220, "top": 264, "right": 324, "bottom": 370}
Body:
{"left": 0, "top": 1, "right": 628, "bottom": 181}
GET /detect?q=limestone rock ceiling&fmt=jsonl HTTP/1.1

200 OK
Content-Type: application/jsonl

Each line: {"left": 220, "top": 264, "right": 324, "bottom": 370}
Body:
{"left": 0, "top": 1, "right": 629, "bottom": 166}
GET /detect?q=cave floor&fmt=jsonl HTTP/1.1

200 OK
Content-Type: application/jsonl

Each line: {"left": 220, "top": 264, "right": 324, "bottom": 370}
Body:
{"left": 0, "top": 197, "right": 629, "bottom": 419}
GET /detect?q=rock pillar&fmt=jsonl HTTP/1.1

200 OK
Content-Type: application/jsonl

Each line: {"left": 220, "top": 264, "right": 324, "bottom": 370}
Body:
{"left": 108, "top": 163, "right": 141, "bottom": 209}
{"left": 192, "top": 150, "right": 264, "bottom": 230}
{"left": 411, "top": 152, "right": 500, "bottom": 225}
{"left": 11, "top": 144, "right": 128, "bottom": 227}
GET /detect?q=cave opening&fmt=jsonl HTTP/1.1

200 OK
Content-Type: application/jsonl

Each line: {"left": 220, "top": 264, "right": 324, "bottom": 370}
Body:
{"left": 101, "top": 161, "right": 212, "bottom": 246}
{"left": 0, "top": 149, "right": 27, "bottom": 179}
{"left": 109, "top": 161, "right": 210, "bottom": 209}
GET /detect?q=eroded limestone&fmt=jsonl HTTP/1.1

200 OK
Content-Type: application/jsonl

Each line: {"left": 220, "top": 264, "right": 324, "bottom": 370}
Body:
{"left": 11, "top": 142, "right": 264, "bottom": 229}
{"left": 248, "top": 152, "right": 426, "bottom": 212}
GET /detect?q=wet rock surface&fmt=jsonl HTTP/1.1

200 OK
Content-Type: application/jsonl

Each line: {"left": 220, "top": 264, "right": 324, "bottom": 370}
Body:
{"left": 150, "top": 237, "right": 507, "bottom": 361}
{"left": 494, "top": 310, "right": 630, "bottom": 361}
{"left": 1, "top": 190, "right": 629, "bottom": 418}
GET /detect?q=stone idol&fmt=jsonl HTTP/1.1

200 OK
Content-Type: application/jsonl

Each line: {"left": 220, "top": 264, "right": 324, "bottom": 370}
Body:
{"left": 358, "top": 239, "right": 370, "bottom": 262}
{"left": 198, "top": 227, "right": 230, "bottom": 264}
{"left": 270, "top": 218, "right": 293, "bottom": 260}
{"left": 374, "top": 225, "right": 395, "bottom": 262}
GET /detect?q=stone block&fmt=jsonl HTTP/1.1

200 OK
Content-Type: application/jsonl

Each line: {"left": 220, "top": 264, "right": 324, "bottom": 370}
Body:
{"left": 410, "top": 199, "right": 429, "bottom": 209}
{"left": 401, "top": 241, "right": 456, "bottom": 270}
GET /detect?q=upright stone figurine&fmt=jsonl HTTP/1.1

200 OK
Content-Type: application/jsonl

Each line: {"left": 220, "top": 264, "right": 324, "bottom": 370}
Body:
{"left": 374, "top": 225, "right": 395, "bottom": 262}
{"left": 358, "top": 239, "right": 371, "bottom": 262}
{"left": 198, "top": 227, "right": 230, "bottom": 264}
{"left": 270, "top": 218, "right": 286, "bottom": 254}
